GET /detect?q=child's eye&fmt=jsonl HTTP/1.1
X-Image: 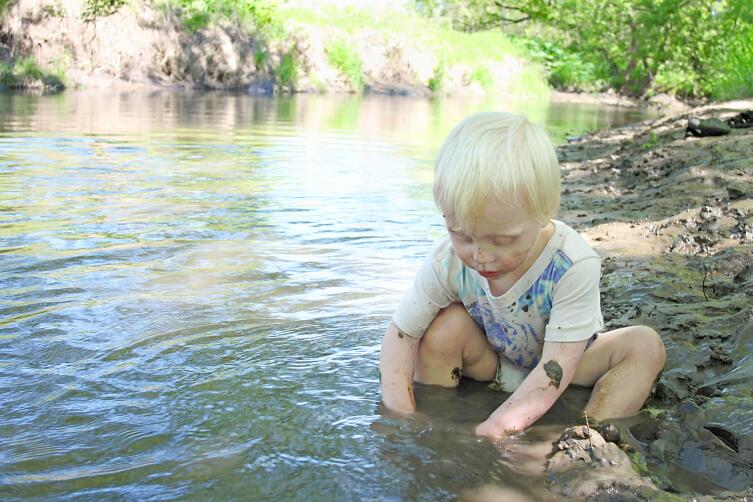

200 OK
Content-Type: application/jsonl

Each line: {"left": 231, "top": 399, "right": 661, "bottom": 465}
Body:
{"left": 491, "top": 237, "right": 515, "bottom": 246}
{"left": 450, "top": 230, "right": 472, "bottom": 242}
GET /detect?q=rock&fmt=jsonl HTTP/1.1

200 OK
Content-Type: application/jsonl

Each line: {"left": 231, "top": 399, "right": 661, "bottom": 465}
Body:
{"left": 247, "top": 80, "right": 275, "bottom": 95}
{"left": 686, "top": 117, "right": 732, "bottom": 137}
{"left": 726, "top": 110, "right": 753, "bottom": 129}
{"left": 594, "top": 423, "right": 622, "bottom": 443}
{"left": 648, "top": 92, "right": 689, "bottom": 112}
{"left": 546, "top": 426, "right": 628, "bottom": 474}
{"left": 545, "top": 426, "right": 660, "bottom": 498}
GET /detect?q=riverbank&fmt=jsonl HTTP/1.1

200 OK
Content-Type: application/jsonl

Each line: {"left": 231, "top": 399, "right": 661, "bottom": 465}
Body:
{"left": 0, "top": 0, "right": 548, "bottom": 97}
{"left": 551, "top": 99, "right": 753, "bottom": 499}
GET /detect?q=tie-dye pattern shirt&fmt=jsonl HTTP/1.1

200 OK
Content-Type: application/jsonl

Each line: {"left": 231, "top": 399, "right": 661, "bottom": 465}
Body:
{"left": 392, "top": 220, "right": 604, "bottom": 369}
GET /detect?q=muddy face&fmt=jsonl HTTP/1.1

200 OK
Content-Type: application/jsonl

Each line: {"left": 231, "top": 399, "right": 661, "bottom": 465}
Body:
{"left": 544, "top": 360, "right": 563, "bottom": 389}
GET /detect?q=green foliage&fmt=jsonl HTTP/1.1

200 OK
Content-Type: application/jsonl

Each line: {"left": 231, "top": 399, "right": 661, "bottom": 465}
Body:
{"left": 325, "top": 39, "right": 364, "bottom": 91}
{"left": 415, "top": 0, "right": 753, "bottom": 99}
{"left": 254, "top": 50, "right": 268, "bottom": 71}
{"left": 82, "top": 0, "right": 127, "bottom": 20}
{"left": 0, "top": 57, "right": 65, "bottom": 91}
{"left": 712, "top": 23, "right": 753, "bottom": 99}
{"left": 469, "top": 66, "right": 493, "bottom": 88}
{"left": 279, "top": 4, "right": 549, "bottom": 98}
{"left": 277, "top": 52, "right": 296, "bottom": 88}
{"left": 523, "top": 37, "right": 608, "bottom": 92}
{"left": 641, "top": 132, "right": 658, "bottom": 150}
{"left": 173, "top": 0, "right": 282, "bottom": 33}
{"left": 627, "top": 450, "right": 650, "bottom": 477}
{"left": 428, "top": 60, "right": 445, "bottom": 92}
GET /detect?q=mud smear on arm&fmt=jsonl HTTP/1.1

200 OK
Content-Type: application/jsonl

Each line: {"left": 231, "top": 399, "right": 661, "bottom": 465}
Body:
{"left": 451, "top": 366, "right": 462, "bottom": 383}
{"left": 544, "top": 360, "right": 563, "bottom": 389}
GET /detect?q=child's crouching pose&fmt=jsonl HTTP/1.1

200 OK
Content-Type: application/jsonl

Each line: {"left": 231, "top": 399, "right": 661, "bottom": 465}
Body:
{"left": 379, "top": 112, "right": 666, "bottom": 440}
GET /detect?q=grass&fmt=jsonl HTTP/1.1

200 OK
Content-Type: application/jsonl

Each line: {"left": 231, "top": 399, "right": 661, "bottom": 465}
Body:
{"left": 279, "top": 4, "right": 548, "bottom": 96}
{"left": 82, "top": 0, "right": 128, "bottom": 21}
{"left": 325, "top": 38, "right": 363, "bottom": 91}
{"left": 277, "top": 52, "right": 296, "bottom": 88}
{"left": 141, "top": 1, "right": 550, "bottom": 96}
{"left": 428, "top": 60, "right": 445, "bottom": 92}
{"left": 469, "top": 66, "right": 493, "bottom": 88}
{"left": 0, "top": 57, "right": 65, "bottom": 92}
{"left": 281, "top": 5, "right": 527, "bottom": 65}
{"left": 156, "top": 0, "right": 283, "bottom": 34}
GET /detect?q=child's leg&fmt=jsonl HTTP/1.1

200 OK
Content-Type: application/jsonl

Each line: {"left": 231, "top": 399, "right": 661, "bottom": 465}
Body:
{"left": 414, "top": 303, "right": 498, "bottom": 387}
{"left": 572, "top": 326, "right": 666, "bottom": 420}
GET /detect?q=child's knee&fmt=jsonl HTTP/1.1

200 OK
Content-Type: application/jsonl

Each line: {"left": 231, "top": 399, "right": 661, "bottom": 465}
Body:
{"left": 628, "top": 325, "right": 666, "bottom": 370}
{"left": 419, "top": 303, "right": 476, "bottom": 354}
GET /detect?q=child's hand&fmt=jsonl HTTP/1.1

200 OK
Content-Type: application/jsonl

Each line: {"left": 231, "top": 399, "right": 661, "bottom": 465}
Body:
{"left": 474, "top": 419, "right": 507, "bottom": 441}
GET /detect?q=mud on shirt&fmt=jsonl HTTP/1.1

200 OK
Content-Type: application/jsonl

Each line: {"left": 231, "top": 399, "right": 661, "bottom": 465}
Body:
{"left": 392, "top": 220, "right": 604, "bottom": 369}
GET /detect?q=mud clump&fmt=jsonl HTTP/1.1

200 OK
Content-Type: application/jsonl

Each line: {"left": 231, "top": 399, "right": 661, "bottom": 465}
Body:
{"left": 545, "top": 426, "right": 660, "bottom": 500}
{"left": 546, "top": 426, "right": 629, "bottom": 472}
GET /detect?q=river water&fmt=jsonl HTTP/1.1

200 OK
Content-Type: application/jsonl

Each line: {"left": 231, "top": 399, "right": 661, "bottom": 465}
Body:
{"left": 0, "top": 91, "right": 653, "bottom": 500}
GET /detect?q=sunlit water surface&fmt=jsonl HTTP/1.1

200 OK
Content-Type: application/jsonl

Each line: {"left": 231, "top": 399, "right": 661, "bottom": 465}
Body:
{"left": 0, "top": 91, "right": 654, "bottom": 500}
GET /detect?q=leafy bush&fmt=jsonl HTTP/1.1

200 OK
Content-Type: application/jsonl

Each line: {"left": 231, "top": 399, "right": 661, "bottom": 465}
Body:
{"left": 0, "top": 57, "right": 65, "bottom": 91}
{"left": 428, "top": 60, "right": 445, "bottom": 92}
{"left": 712, "top": 24, "right": 753, "bottom": 99}
{"left": 172, "top": 0, "right": 282, "bottom": 33}
{"left": 469, "top": 66, "right": 493, "bottom": 88}
{"left": 325, "top": 39, "right": 364, "bottom": 91}
{"left": 82, "top": 0, "right": 127, "bottom": 20}
{"left": 415, "top": 0, "right": 753, "bottom": 99}
{"left": 523, "top": 37, "right": 608, "bottom": 92}
{"left": 277, "top": 52, "right": 296, "bottom": 88}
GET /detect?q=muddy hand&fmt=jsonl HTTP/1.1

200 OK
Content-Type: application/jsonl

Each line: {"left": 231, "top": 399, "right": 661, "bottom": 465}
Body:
{"left": 493, "top": 436, "right": 551, "bottom": 477}
{"left": 475, "top": 419, "right": 508, "bottom": 441}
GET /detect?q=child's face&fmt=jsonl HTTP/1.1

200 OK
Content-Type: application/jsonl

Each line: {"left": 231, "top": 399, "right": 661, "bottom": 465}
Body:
{"left": 445, "top": 200, "right": 545, "bottom": 280}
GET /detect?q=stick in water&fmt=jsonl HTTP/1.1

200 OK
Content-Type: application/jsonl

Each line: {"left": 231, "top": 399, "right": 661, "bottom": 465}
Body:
{"left": 584, "top": 411, "right": 593, "bottom": 450}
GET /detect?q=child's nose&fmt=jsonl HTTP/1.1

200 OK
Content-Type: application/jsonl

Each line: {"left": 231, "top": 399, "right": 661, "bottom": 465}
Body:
{"left": 473, "top": 246, "right": 494, "bottom": 264}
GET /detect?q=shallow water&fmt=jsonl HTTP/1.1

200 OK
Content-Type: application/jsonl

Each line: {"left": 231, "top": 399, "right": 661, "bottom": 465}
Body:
{"left": 0, "top": 90, "right": 653, "bottom": 500}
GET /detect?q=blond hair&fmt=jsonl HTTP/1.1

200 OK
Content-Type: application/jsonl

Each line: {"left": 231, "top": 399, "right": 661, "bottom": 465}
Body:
{"left": 433, "top": 112, "right": 560, "bottom": 229}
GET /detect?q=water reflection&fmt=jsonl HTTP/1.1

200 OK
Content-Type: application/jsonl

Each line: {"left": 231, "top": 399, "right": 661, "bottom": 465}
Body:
{"left": 0, "top": 90, "right": 653, "bottom": 499}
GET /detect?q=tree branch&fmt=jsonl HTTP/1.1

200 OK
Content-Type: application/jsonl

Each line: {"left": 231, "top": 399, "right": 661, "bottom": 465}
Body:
{"left": 498, "top": 15, "right": 532, "bottom": 23}
{"left": 493, "top": 1, "right": 533, "bottom": 23}
{"left": 493, "top": 2, "right": 530, "bottom": 14}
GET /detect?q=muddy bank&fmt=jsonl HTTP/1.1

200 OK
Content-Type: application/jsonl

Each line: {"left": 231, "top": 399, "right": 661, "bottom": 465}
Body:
{"left": 554, "top": 99, "right": 753, "bottom": 499}
{"left": 550, "top": 90, "right": 690, "bottom": 113}
{"left": 0, "top": 0, "right": 530, "bottom": 96}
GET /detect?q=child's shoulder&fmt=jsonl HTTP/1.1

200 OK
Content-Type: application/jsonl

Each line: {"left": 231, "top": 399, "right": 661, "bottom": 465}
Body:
{"left": 551, "top": 220, "right": 600, "bottom": 264}
{"left": 427, "top": 236, "right": 456, "bottom": 263}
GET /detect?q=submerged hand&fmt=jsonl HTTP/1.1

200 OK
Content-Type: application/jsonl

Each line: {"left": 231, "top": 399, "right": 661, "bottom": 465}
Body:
{"left": 475, "top": 419, "right": 508, "bottom": 441}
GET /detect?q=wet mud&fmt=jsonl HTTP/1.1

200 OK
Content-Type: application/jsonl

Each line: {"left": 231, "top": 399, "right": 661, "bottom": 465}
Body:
{"left": 553, "top": 100, "right": 753, "bottom": 500}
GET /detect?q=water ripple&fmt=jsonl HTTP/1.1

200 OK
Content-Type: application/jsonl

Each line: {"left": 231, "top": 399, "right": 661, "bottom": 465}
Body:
{"left": 0, "top": 91, "right": 654, "bottom": 500}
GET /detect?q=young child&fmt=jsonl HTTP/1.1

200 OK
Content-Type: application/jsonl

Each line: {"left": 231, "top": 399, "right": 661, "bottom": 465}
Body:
{"left": 379, "top": 112, "right": 666, "bottom": 440}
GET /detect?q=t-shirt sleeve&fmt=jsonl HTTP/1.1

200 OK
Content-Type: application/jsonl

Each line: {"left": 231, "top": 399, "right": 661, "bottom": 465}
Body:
{"left": 391, "top": 250, "right": 457, "bottom": 339}
{"left": 544, "top": 256, "right": 604, "bottom": 342}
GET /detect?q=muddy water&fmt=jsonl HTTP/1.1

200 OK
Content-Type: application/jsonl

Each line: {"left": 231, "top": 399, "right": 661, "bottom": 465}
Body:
{"left": 0, "top": 90, "right": 665, "bottom": 500}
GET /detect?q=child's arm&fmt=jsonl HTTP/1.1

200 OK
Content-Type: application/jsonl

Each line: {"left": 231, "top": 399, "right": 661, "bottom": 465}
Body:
{"left": 475, "top": 339, "right": 589, "bottom": 440}
{"left": 379, "top": 321, "right": 420, "bottom": 414}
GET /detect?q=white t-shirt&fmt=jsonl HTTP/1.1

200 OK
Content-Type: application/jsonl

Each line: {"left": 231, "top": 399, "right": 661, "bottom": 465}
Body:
{"left": 392, "top": 219, "right": 604, "bottom": 369}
